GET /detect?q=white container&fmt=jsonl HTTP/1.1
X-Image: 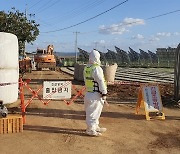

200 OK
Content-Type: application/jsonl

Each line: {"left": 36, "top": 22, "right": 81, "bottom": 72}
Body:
{"left": 0, "top": 69, "right": 19, "bottom": 104}
{"left": 102, "top": 63, "right": 118, "bottom": 84}
{"left": 74, "top": 63, "right": 86, "bottom": 81}
{"left": 0, "top": 32, "right": 18, "bottom": 69}
{"left": 74, "top": 63, "right": 79, "bottom": 81}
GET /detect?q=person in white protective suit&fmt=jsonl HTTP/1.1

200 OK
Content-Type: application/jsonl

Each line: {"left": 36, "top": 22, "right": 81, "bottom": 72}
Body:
{"left": 83, "top": 49, "right": 107, "bottom": 136}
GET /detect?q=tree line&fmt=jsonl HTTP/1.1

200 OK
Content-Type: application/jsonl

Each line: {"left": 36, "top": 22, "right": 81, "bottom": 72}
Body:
{"left": 0, "top": 8, "right": 39, "bottom": 55}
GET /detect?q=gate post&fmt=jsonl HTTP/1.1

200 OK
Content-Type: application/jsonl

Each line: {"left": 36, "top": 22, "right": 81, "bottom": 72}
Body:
{"left": 19, "top": 78, "right": 26, "bottom": 124}
{"left": 174, "top": 43, "right": 180, "bottom": 101}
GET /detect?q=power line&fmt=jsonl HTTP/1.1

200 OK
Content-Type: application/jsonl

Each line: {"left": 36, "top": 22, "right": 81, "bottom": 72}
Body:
{"left": 146, "top": 9, "right": 180, "bottom": 20}
{"left": 104, "top": 9, "right": 180, "bottom": 32}
{"left": 36, "top": 0, "right": 62, "bottom": 14}
{"left": 45, "top": 0, "right": 103, "bottom": 20}
{"left": 76, "top": 8, "right": 180, "bottom": 35}
{"left": 40, "top": 6, "right": 180, "bottom": 36}
{"left": 28, "top": 0, "right": 42, "bottom": 10}
{"left": 37, "top": 0, "right": 106, "bottom": 30}
{"left": 42, "top": 0, "right": 129, "bottom": 33}
{"left": 45, "top": 0, "right": 105, "bottom": 23}
{"left": 33, "top": 0, "right": 104, "bottom": 30}
{"left": 41, "top": 7, "right": 180, "bottom": 35}
{"left": 35, "top": 0, "right": 53, "bottom": 13}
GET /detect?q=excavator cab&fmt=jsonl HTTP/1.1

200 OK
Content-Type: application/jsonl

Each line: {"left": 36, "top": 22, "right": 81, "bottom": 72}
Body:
{"left": 34, "top": 45, "right": 56, "bottom": 71}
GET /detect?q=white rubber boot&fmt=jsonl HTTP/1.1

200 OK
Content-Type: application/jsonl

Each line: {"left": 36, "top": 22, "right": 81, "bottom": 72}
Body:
{"left": 86, "top": 130, "right": 102, "bottom": 136}
{"left": 96, "top": 127, "right": 107, "bottom": 133}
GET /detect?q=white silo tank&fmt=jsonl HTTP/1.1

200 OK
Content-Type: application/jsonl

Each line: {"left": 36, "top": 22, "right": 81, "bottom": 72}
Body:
{"left": 0, "top": 32, "right": 19, "bottom": 104}
{"left": 0, "top": 32, "right": 19, "bottom": 69}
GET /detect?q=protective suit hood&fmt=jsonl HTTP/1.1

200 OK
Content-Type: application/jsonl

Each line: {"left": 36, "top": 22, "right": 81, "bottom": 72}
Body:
{"left": 89, "top": 49, "right": 101, "bottom": 65}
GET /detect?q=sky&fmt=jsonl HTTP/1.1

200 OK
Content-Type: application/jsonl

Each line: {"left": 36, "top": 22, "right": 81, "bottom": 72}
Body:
{"left": 1, "top": 0, "right": 180, "bottom": 53}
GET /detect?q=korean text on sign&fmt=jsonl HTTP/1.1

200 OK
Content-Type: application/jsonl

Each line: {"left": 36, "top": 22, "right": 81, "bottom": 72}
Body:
{"left": 43, "top": 81, "right": 71, "bottom": 99}
{"left": 143, "top": 86, "right": 162, "bottom": 112}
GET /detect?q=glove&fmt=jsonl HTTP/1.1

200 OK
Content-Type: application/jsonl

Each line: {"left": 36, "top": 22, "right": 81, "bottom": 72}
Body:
{"left": 102, "top": 96, "right": 107, "bottom": 101}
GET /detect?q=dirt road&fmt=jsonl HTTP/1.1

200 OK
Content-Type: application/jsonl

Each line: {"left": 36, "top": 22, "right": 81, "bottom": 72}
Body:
{"left": 1, "top": 70, "right": 180, "bottom": 154}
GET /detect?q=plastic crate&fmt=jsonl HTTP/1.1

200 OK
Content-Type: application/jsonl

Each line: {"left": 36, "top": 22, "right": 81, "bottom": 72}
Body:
{"left": 0, "top": 114, "right": 23, "bottom": 134}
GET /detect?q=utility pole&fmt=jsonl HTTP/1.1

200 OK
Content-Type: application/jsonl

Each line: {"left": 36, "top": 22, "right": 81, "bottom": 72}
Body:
{"left": 24, "top": 4, "right": 35, "bottom": 56}
{"left": 74, "top": 31, "right": 80, "bottom": 63}
{"left": 23, "top": 4, "right": 28, "bottom": 56}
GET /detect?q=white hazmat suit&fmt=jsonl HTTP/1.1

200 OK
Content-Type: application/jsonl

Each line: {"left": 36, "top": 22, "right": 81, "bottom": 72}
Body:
{"left": 84, "top": 50, "right": 107, "bottom": 136}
